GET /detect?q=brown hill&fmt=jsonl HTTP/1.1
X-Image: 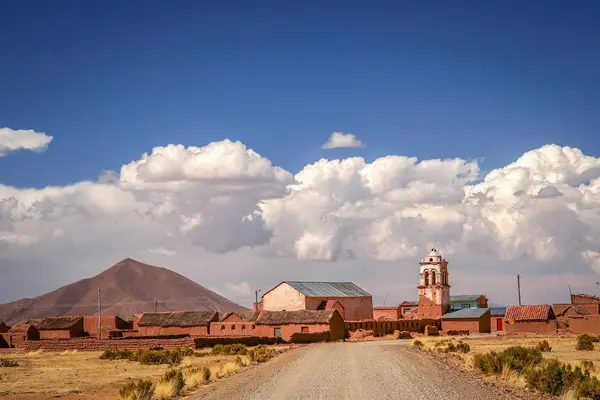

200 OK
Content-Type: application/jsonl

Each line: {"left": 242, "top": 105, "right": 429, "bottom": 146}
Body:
{"left": 0, "top": 258, "right": 248, "bottom": 324}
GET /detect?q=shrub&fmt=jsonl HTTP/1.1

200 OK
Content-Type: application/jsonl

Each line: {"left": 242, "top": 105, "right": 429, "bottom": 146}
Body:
{"left": 525, "top": 359, "right": 600, "bottom": 398}
{"left": 577, "top": 335, "right": 595, "bottom": 351}
{"left": 248, "top": 345, "right": 273, "bottom": 363}
{"left": 473, "top": 346, "right": 542, "bottom": 375}
{"left": 181, "top": 347, "right": 195, "bottom": 357}
{"left": 211, "top": 344, "right": 248, "bottom": 356}
{"left": 581, "top": 360, "right": 595, "bottom": 372}
{"left": 0, "top": 358, "right": 19, "bottom": 367}
{"left": 290, "top": 331, "right": 330, "bottom": 344}
{"left": 412, "top": 339, "right": 424, "bottom": 349}
{"left": 160, "top": 370, "right": 184, "bottom": 395}
{"left": 194, "top": 336, "right": 284, "bottom": 348}
{"left": 235, "top": 355, "right": 246, "bottom": 367}
{"left": 202, "top": 366, "right": 211, "bottom": 381}
{"left": 100, "top": 349, "right": 133, "bottom": 360}
{"left": 536, "top": 340, "right": 552, "bottom": 352}
{"left": 119, "top": 379, "right": 154, "bottom": 400}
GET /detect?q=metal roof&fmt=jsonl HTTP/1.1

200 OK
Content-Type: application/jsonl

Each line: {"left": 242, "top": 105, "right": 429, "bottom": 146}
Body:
{"left": 450, "top": 295, "right": 485, "bottom": 302}
{"left": 490, "top": 307, "right": 507, "bottom": 316}
{"left": 284, "top": 281, "right": 371, "bottom": 297}
{"left": 442, "top": 308, "right": 490, "bottom": 319}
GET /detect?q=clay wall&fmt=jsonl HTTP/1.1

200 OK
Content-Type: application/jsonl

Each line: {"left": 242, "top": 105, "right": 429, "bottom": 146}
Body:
{"left": 417, "top": 295, "right": 448, "bottom": 319}
{"left": 262, "top": 283, "right": 306, "bottom": 312}
{"left": 572, "top": 294, "right": 600, "bottom": 304}
{"left": 491, "top": 316, "right": 504, "bottom": 331}
{"left": 568, "top": 316, "right": 600, "bottom": 335}
{"left": 135, "top": 326, "right": 209, "bottom": 337}
{"left": 442, "top": 315, "right": 490, "bottom": 333}
{"left": 373, "top": 308, "right": 400, "bottom": 321}
{"left": 209, "top": 322, "right": 256, "bottom": 336}
{"left": 505, "top": 320, "right": 557, "bottom": 333}
{"left": 83, "top": 316, "right": 131, "bottom": 339}
{"left": 40, "top": 329, "right": 75, "bottom": 340}
{"left": 305, "top": 296, "right": 373, "bottom": 320}
{"left": 254, "top": 323, "right": 332, "bottom": 342}
{"left": 345, "top": 319, "right": 440, "bottom": 335}
{"left": 22, "top": 337, "right": 195, "bottom": 352}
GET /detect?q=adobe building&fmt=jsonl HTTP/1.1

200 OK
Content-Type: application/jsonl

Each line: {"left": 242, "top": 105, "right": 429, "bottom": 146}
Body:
{"left": 3, "top": 324, "right": 40, "bottom": 347}
{"left": 449, "top": 294, "right": 488, "bottom": 310}
{"left": 504, "top": 305, "right": 557, "bottom": 333}
{"left": 417, "top": 248, "right": 451, "bottom": 319}
{"left": 135, "top": 311, "right": 219, "bottom": 336}
{"left": 399, "top": 301, "right": 418, "bottom": 318}
{"left": 261, "top": 281, "right": 373, "bottom": 320}
{"left": 83, "top": 316, "right": 131, "bottom": 339}
{"left": 254, "top": 309, "right": 345, "bottom": 341}
{"left": 373, "top": 306, "right": 401, "bottom": 321}
{"left": 37, "top": 316, "right": 84, "bottom": 339}
{"left": 220, "top": 311, "right": 259, "bottom": 323}
{"left": 0, "top": 322, "right": 9, "bottom": 334}
{"left": 567, "top": 315, "right": 600, "bottom": 335}
{"left": 572, "top": 293, "right": 600, "bottom": 309}
{"left": 441, "top": 308, "right": 491, "bottom": 333}
{"left": 490, "top": 307, "right": 507, "bottom": 332}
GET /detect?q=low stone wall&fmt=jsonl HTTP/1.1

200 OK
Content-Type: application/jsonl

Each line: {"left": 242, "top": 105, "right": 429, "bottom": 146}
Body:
{"left": 22, "top": 337, "right": 195, "bottom": 352}
{"left": 345, "top": 319, "right": 441, "bottom": 336}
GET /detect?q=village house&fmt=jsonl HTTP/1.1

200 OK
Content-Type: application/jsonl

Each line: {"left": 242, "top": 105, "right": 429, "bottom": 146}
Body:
{"left": 490, "top": 307, "right": 506, "bottom": 332}
{"left": 554, "top": 304, "right": 593, "bottom": 328}
{"left": 504, "top": 305, "right": 557, "bottom": 333}
{"left": 567, "top": 314, "right": 600, "bottom": 335}
{"left": 210, "top": 311, "right": 259, "bottom": 336}
{"left": 373, "top": 306, "right": 401, "bottom": 321}
{"left": 83, "top": 315, "right": 131, "bottom": 339}
{"left": 261, "top": 281, "right": 373, "bottom": 320}
{"left": 220, "top": 311, "right": 259, "bottom": 323}
{"left": 441, "top": 308, "right": 491, "bottom": 333}
{"left": 449, "top": 294, "right": 488, "bottom": 310}
{"left": 36, "top": 316, "right": 84, "bottom": 339}
{"left": 254, "top": 309, "right": 345, "bottom": 341}
{"left": 135, "top": 311, "right": 219, "bottom": 336}
{"left": 3, "top": 324, "right": 40, "bottom": 347}
{"left": 399, "top": 301, "right": 418, "bottom": 318}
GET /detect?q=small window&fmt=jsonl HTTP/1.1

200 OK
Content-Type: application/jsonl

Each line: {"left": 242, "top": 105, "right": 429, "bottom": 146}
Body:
{"left": 220, "top": 325, "right": 225, "bottom": 330}
{"left": 274, "top": 327, "right": 282, "bottom": 338}
{"left": 301, "top": 326, "right": 309, "bottom": 333}
{"left": 252, "top": 325, "right": 255, "bottom": 329}
{"left": 429, "top": 258, "right": 433, "bottom": 262}
{"left": 241, "top": 325, "right": 246, "bottom": 330}
{"left": 231, "top": 325, "right": 235, "bottom": 330}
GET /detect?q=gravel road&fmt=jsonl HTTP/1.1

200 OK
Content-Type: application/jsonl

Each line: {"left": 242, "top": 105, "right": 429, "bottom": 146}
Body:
{"left": 195, "top": 341, "right": 543, "bottom": 400}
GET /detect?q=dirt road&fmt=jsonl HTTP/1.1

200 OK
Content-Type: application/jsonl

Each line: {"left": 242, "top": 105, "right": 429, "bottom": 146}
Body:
{"left": 195, "top": 341, "right": 542, "bottom": 400}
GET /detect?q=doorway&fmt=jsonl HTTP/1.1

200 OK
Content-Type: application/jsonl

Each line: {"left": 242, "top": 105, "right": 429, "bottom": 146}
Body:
{"left": 496, "top": 318, "right": 503, "bottom": 331}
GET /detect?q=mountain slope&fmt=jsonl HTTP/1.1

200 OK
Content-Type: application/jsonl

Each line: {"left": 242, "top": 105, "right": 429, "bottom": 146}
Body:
{"left": 0, "top": 258, "right": 247, "bottom": 324}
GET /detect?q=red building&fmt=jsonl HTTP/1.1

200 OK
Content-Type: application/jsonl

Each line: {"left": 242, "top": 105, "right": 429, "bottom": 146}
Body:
{"left": 83, "top": 316, "right": 131, "bottom": 339}
{"left": 490, "top": 307, "right": 506, "bottom": 332}
{"left": 417, "top": 248, "right": 451, "bottom": 319}
{"left": 254, "top": 309, "right": 345, "bottom": 341}
{"left": 504, "top": 305, "right": 557, "bottom": 333}
{"left": 135, "top": 311, "right": 219, "bottom": 336}
{"left": 37, "top": 317, "right": 84, "bottom": 339}
{"left": 441, "top": 308, "right": 491, "bottom": 333}
{"left": 373, "top": 306, "right": 401, "bottom": 321}
{"left": 3, "top": 324, "right": 39, "bottom": 347}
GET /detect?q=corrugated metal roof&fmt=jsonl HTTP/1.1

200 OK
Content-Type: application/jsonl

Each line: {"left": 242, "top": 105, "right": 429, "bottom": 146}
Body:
{"left": 450, "top": 295, "right": 484, "bottom": 302}
{"left": 490, "top": 307, "right": 507, "bottom": 316}
{"left": 442, "top": 308, "right": 490, "bottom": 319}
{"left": 284, "top": 281, "right": 371, "bottom": 297}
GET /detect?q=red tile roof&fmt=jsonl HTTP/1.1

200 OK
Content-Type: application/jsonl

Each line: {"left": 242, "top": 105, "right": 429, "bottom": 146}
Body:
{"left": 505, "top": 305, "right": 555, "bottom": 322}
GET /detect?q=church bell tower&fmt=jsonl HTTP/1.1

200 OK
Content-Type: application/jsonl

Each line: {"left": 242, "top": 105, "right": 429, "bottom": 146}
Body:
{"left": 417, "top": 248, "right": 451, "bottom": 319}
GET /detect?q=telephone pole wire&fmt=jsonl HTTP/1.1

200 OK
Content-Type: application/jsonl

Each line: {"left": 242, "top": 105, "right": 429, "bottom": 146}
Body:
{"left": 516, "top": 274, "right": 522, "bottom": 306}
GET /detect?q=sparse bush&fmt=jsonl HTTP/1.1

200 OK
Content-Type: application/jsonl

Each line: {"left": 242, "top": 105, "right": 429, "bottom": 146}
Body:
{"left": 412, "top": 339, "right": 424, "bottom": 349}
{"left": 581, "top": 360, "right": 595, "bottom": 372}
{"left": 577, "top": 335, "right": 595, "bottom": 351}
{"left": 248, "top": 344, "right": 273, "bottom": 363}
{"left": 159, "top": 370, "right": 184, "bottom": 395}
{"left": 119, "top": 379, "right": 154, "bottom": 400}
{"left": 180, "top": 347, "right": 194, "bottom": 357}
{"left": 290, "top": 331, "right": 330, "bottom": 343}
{"left": 100, "top": 349, "right": 134, "bottom": 360}
{"left": 525, "top": 358, "right": 600, "bottom": 398}
{"left": 0, "top": 358, "right": 19, "bottom": 367}
{"left": 202, "top": 366, "right": 211, "bottom": 381}
{"left": 536, "top": 340, "right": 552, "bottom": 352}
{"left": 193, "top": 351, "right": 209, "bottom": 357}
{"left": 235, "top": 355, "right": 246, "bottom": 367}
{"left": 211, "top": 344, "right": 248, "bottom": 356}
{"left": 434, "top": 339, "right": 451, "bottom": 348}
{"left": 473, "top": 346, "right": 542, "bottom": 375}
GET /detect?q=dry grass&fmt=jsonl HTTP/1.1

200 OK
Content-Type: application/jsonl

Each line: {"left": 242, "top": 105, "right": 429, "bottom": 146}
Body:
{"left": 0, "top": 350, "right": 250, "bottom": 398}
{"left": 153, "top": 379, "right": 177, "bottom": 399}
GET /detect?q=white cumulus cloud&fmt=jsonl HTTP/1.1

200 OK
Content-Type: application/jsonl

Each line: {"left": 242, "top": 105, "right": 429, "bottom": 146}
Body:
{"left": 321, "top": 132, "right": 365, "bottom": 149}
{"left": 0, "top": 128, "right": 53, "bottom": 157}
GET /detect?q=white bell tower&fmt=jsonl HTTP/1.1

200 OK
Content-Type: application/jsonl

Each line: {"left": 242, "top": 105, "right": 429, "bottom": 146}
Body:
{"left": 417, "top": 248, "right": 451, "bottom": 319}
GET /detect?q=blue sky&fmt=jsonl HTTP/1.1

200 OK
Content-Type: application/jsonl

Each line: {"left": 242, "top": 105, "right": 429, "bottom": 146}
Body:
{"left": 1, "top": 0, "right": 599, "bottom": 187}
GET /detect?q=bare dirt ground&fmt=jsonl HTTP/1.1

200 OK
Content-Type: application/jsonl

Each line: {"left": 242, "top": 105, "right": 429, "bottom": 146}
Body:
{"left": 194, "top": 340, "right": 544, "bottom": 400}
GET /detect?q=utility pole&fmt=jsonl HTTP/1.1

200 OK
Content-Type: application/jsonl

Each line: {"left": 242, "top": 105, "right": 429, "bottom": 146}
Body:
{"left": 383, "top": 292, "right": 388, "bottom": 306}
{"left": 254, "top": 289, "right": 261, "bottom": 310}
{"left": 155, "top": 300, "right": 158, "bottom": 312}
{"left": 516, "top": 274, "right": 522, "bottom": 306}
{"left": 97, "top": 289, "right": 102, "bottom": 339}
{"left": 569, "top": 285, "right": 573, "bottom": 303}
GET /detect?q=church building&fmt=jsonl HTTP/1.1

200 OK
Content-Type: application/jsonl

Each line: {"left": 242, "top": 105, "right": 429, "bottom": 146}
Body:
{"left": 417, "top": 248, "right": 451, "bottom": 319}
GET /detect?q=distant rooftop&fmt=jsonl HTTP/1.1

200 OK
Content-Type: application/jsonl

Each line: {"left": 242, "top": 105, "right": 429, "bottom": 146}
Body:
{"left": 450, "top": 295, "right": 485, "bottom": 302}
{"left": 442, "top": 308, "right": 490, "bottom": 319}
{"left": 490, "top": 307, "right": 507, "bottom": 316}
{"left": 280, "top": 281, "right": 371, "bottom": 298}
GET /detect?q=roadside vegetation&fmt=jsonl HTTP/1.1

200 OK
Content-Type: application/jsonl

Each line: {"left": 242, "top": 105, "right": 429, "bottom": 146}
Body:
{"left": 0, "top": 358, "right": 19, "bottom": 367}
{"left": 100, "top": 347, "right": 195, "bottom": 365}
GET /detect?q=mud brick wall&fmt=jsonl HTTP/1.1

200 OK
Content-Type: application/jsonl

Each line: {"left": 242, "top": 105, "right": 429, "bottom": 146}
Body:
{"left": 209, "top": 322, "right": 256, "bottom": 336}
{"left": 22, "top": 337, "right": 196, "bottom": 352}
{"left": 345, "top": 319, "right": 441, "bottom": 336}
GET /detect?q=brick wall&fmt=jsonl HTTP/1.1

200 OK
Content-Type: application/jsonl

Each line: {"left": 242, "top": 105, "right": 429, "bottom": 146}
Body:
{"left": 22, "top": 337, "right": 195, "bottom": 352}
{"left": 568, "top": 316, "right": 600, "bottom": 335}
{"left": 255, "top": 323, "right": 332, "bottom": 342}
{"left": 505, "top": 320, "right": 557, "bottom": 333}
{"left": 345, "top": 319, "right": 440, "bottom": 335}
{"left": 136, "top": 326, "right": 209, "bottom": 337}
{"left": 373, "top": 308, "right": 400, "bottom": 321}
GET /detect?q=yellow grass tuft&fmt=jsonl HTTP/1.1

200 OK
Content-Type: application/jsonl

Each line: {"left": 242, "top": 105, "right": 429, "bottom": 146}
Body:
{"left": 500, "top": 364, "right": 519, "bottom": 384}
{"left": 561, "top": 390, "right": 578, "bottom": 400}
{"left": 26, "top": 349, "right": 44, "bottom": 357}
{"left": 214, "top": 361, "right": 240, "bottom": 379}
{"left": 153, "top": 379, "right": 176, "bottom": 400}
{"left": 60, "top": 350, "right": 78, "bottom": 356}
